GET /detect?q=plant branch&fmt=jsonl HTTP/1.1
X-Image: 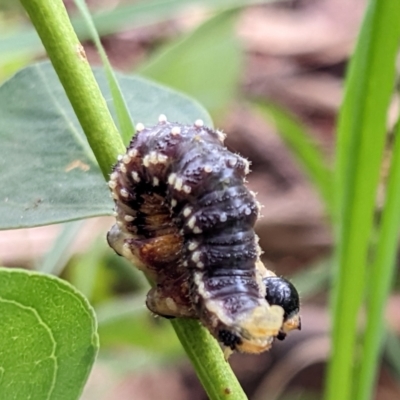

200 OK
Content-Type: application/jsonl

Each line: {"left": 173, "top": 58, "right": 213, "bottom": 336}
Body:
{"left": 20, "top": 0, "right": 125, "bottom": 180}
{"left": 20, "top": 1, "right": 247, "bottom": 399}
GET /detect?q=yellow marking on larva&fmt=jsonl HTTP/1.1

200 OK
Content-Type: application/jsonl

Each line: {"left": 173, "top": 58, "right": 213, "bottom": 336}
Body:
{"left": 171, "top": 199, "right": 177, "bottom": 208}
{"left": 131, "top": 171, "right": 140, "bottom": 182}
{"left": 204, "top": 165, "right": 213, "bottom": 173}
{"left": 112, "top": 192, "right": 119, "bottom": 200}
{"left": 136, "top": 122, "right": 144, "bottom": 132}
{"left": 149, "top": 151, "right": 158, "bottom": 164}
{"left": 183, "top": 207, "right": 192, "bottom": 217}
{"left": 171, "top": 126, "right": 181, "bottom": 136}
{"left": 120, "top": 164, "right": 127, "bottom": 173}
{"left": 197, "top": 261, "right": 204, "bottom": 269}
{"left": 153, "top": 177, "right": 160, "bottom": 186}
{"left": 110, "top": 171, "right": 118, "bottom": 181}
{"left": 122, "top": 154, "right": 131, "bottom": 164}
{"left": 188, "top": 242, "right": 198, "bottom": 251}
{"left": 174, "top": 177, "right": 183, "bottom": 191}
{"left": 143, "top": 155, "right": 150, "bottom": 167}
{"left": 108, "top": 180, "right": 117, "bottom": 189}
{"left": 183, "top": 185, "right": 191, "bottom": 194}
{"left": 168, "top": 173, "right": 177, "bottom": 185}
{"left": 120, "top": 188, "right": 129, "bottom": 198}
{"left": 192, "top": 251, "right": 201, "bottom": 263}
{"left": 165, "top": 297, "right": 178, "bottom": 312}
{"left": 187, "top": 216, "right": 196, "bottom": 229}
{"left": 193, "top": 226, "right": 202, "bottom": 234}
{"left": 124, "top": 215, "right": 135, "bottom": 222}
{"left": 158, "top": 114, "right": 168, "bottom": 123}
{"left": 157, "top": 153, "right": 168, "bottom": 163}
{"left": 128, "top": 148, "right": 138, "bottom": 158}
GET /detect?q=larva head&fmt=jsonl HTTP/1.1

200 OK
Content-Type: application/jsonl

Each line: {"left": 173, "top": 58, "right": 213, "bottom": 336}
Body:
{"left": 217, "top": 303, "right": 285, "bottom": 354}
{"left": 264, "top": 276, "right": 301, "bottom": 340}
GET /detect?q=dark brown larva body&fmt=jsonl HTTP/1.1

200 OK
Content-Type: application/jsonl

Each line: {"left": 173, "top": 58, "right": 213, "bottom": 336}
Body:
{"left": 107, "top": 116, "right": 300, "bottom": 354}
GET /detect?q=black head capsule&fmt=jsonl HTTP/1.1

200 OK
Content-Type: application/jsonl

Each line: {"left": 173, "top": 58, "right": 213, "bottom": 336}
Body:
{"left": 263, "top": 276, "right": 301, "bottom": 340}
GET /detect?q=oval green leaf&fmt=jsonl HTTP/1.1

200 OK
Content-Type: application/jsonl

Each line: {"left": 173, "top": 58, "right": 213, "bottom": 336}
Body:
{"left": 0, "top": 267, "right": 98, "bottom": 400}
{"left": 0, "top": 61, "right": 211, "bottom": 229}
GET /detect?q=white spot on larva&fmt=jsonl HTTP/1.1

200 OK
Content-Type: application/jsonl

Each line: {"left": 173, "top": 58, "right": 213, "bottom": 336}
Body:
{"left": 128, "top": 148, "right": 138, "bottom": 158}
{"left": 183, "top": 207, "right": 192, "bottom": 217}
{"left": 110, "top": 172, "right": 118, "bottom": 181}
{"left": 122, "top": 154, "right": 131, "bottom": 164}
{"left": 120, "top": 164, "right": 127, "bottom": 173}
{"left": 216, "top": 129, "right": 226, "bottom": 142}
{"left": 188, "top": 242, "right": 198, "bottom": 251}
{"left": 143, "top": 155, "right": 150, "bottom": 167}
{"left": 120, "top": 188, "right": 129, "bottom": 198}
{"left": 108, "top": 180, "right": 117, "bottom": 189}
{"left": 243, "top": 159, "right": 251, "bottom": 175}
{"left": 220, "top": 213, "right": 227, "bottom": 222}
{"left": 117, "top": 154, "right": 123, "bottom": 161}
{"left": 228, "top": 158, "right": 237, "bottom": 167}
{"left": 193, "top": 226, "right": 202, "bottom": 234}
{"left": 171, "top": 126, "right": 181, "bottom": 135}
{"left": 174, "top": 177, "right": 183, "bottom": 191}
{"left": 194, "top": 119, "right": 204, "bottom": 128}
{"left": 131, "top": 171, "right": 140, "bottom": 182}
{"left": 149, "top": 151, "right": 158, "bottom": 164}
{"left": 112, "top": 211, "right": 118, "bottom": 217}
{"left": 124, "top": 215, "right": 135, "bottom": 222}
{"left": 153, "top": 177, "right": 159, "bottom": 186}
{"left": 187, "top": 216, "right": 196, "bottom": 229}
{"left": 182, "top": 260, "right": 188, "bottom": 267}
{"left": 171, "top": 199, "right": 177, "bottom": 208}
{"left": 197, "top": 261, "right": 204, "bottom": 269}
{"left": 168, "top": 173, "right": 177, "bottom": 185}
{"left": 194, "top": 272, "right": 203, "bottom": 285}
{"left": 116, "top": 220, "right": 124, "bottom": 228}
{"left": 112, "top": 192, "right": 119, "bottom": 200}
{"left": 158, "top": 114, "right": 168, "bottom": 123}
{"left": 204, "top": 165, "right": 213, "bottom": 173}
{"left": 157, "top": 153, "right": 168, "bottom": 164}
{"left": 136, "top": 123, "right": 144, "bottom": 132}
{"left": 192, "top": 251, "right": 201, "bottom": 263}
{"left": 183, "top": 185, "right": 191, "bottom": 194}
{"left": 245, "top": 207, "right": 252, "bottom": 215}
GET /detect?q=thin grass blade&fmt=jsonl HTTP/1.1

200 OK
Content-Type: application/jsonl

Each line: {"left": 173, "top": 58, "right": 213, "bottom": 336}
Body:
{"left": 73, "top": 0, "right": 134, "bottom": 144}
{"left": 325, "top": 2, "right": 400, "bottom": 400}
{"left": 355, "top": 115, "right": 400, "bottom": 400}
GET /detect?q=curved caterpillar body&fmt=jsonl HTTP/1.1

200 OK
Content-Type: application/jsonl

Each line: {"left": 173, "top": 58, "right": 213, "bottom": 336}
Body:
{"left": 107, "top": 115, "right": 301, "bottom": 354}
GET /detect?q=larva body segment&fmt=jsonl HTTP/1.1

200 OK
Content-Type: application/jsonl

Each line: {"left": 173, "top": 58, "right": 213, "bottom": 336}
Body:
{"left": 107, "top": 117, "right": 300, "bottom": 354}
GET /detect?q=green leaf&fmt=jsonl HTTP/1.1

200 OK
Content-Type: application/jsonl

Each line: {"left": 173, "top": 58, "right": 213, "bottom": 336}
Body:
{"left": 139, "top": 9, "right": 242, "bottom": 119}
{"left": 0, "top": 267, "right": 98, "bottom": 400}
{"left": 0, "top": 61, "right": 211, "bottom": 230}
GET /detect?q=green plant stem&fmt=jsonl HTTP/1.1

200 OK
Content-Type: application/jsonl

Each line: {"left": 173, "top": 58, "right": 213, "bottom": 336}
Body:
{"left": 172, "top": 319, "right": 246, "bottom": 400}
{"left": 20, "top": 0, "right": 125, "bottom": 180}
{"left": 21, "top": 1, "right": 247, "bottom": 399}
{"left": 73, "top": 0, "right": 135, "bottom": 145}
